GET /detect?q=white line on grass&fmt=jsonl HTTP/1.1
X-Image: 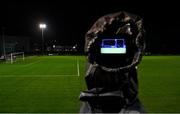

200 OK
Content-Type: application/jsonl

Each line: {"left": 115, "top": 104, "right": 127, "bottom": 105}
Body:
{"left": 0, "top": 56, "right": 81, "bottom": 77}
{"left": 0, "top": 74, "right": 79, "bottom": 77}
{"left": 23, "top": 60, "right": 41, "bottom": 67}
{"left": 77, "top": 57, "right": 80, "bottom": 77}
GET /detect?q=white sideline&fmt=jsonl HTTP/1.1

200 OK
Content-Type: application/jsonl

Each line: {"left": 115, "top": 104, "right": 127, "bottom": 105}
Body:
{"left": 0, "top": 74, "right": 78, "bottom": 77}
{"left": 77, "top": 58, "right": 80, "bottom": 77}
{"left": 23, "top": 60, "right": 41, "bottom": 67}
{"left": 0, "top": 56, "right": 81, "bottom": 77}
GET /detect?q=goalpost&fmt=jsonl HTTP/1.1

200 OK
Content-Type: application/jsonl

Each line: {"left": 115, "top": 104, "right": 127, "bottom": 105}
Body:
{"left": 9, "top": 52, "right": 25, "bottom": 64}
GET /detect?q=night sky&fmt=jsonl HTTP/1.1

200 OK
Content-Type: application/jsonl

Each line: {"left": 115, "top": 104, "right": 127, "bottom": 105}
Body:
{"left": 0, "top": 1, "right": 180, "bottom": 54}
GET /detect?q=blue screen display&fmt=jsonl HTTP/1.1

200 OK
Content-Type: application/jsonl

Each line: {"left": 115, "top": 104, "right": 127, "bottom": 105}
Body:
{"left": 101, "top": 39, "right": 126, "bottom": 54}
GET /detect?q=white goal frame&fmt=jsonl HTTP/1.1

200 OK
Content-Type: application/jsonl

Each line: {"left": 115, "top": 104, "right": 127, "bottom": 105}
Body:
{"left": 10, "top": 52, "right": 25, "bottom": 64}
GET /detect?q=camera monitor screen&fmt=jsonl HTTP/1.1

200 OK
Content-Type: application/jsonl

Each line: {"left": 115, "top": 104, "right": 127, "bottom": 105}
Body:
{"left": 101, "top": 39, "right": 126, "bottom": 54}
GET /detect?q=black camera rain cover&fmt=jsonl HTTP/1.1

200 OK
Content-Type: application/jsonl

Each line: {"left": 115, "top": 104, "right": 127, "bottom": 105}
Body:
{"left": 85, "top": 11, "right": 145, "bottom": 71}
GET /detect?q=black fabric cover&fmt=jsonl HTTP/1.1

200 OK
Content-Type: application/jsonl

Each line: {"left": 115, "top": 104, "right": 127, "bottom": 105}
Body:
{"left": 84, "top": 11, "right": 145, "bottom": 71}
{"left": 80, "top": 11, "right": 145, "bottom": 113}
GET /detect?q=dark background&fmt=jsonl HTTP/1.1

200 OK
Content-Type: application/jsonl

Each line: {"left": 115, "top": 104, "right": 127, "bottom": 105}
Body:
{"left": 0, "top": 1, "right": 180, "bottom": 54}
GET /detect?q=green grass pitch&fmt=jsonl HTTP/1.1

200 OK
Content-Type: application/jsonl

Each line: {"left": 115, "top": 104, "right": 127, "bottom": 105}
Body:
{"left": 0, "top": 56, "right": 180, "bottom": 113}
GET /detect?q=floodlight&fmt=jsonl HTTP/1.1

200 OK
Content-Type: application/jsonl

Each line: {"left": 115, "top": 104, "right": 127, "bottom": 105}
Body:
{"left": 39, "top": 23, "right": 47, "bottom": 55}
{"left": 39, "top": 24, "right": 46, "bottom": 29}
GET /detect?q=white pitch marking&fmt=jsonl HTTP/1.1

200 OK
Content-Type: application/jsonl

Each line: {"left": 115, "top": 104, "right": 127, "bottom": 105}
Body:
{"left": 77, "top": 57, "right": 80, "bottom": 77}
{"left": 23, "top": 60, "right": 41, "bottom": 67}
{"left": 0, "top": 74, "right": 78, "bottom": 77}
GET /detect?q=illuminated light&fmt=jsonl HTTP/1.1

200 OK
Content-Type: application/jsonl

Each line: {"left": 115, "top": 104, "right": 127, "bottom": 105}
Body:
{"left": 39, "top": 24, "right": 46, "bottom": 29}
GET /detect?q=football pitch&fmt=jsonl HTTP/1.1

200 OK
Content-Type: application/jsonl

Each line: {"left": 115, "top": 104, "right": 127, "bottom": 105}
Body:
{"left": 0, "top": 56, "right": 180, "bottom": 113}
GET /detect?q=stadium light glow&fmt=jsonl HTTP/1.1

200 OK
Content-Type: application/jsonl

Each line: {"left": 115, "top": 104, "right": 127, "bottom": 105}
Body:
{"left": 39, "top": 23, "right": 47, "bottom": 55}
{"left": 39, "top": 24, "right": 46, "bottom": 29}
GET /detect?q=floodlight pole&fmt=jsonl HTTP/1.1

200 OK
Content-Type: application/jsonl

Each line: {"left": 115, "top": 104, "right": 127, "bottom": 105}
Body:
{"left": 39, "top": 24, "right": 46, "bottom": 55}
{"left": 2, "top": 27, "right": 6, "bottom": 60}
{"left": 41, "top": 28, "right": 44, "bottom": 55}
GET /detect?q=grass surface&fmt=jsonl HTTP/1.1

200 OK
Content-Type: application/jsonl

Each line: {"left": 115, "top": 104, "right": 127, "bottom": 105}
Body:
{"left": 139, "top": 56, "right": 180, "bottom": 113}
{"left": 0, "top": 56, "right": 86, "bottom": 113}
{"left": 0, "top": 55, "right": 180, "bottom": 112}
